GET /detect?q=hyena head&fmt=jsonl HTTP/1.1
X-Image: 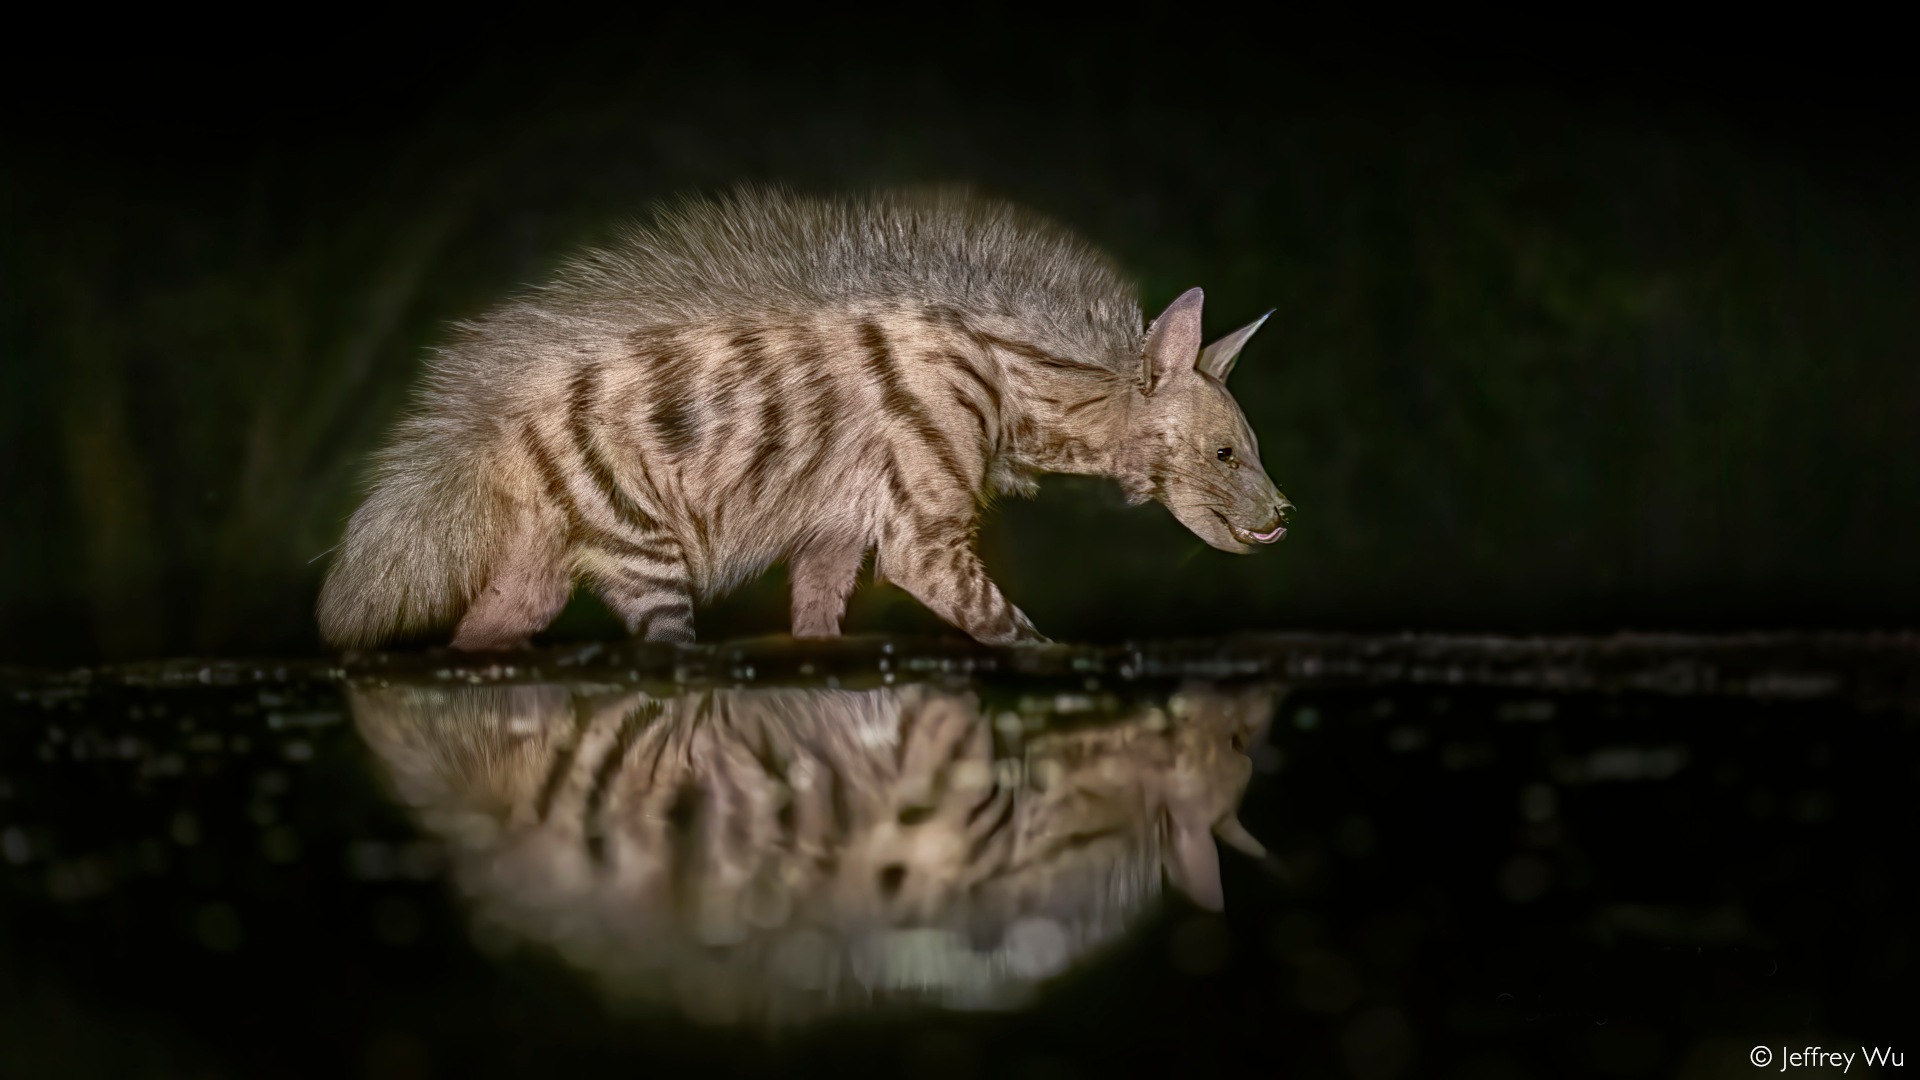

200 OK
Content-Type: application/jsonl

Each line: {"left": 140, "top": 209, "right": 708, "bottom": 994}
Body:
{"left": 1114, "top": 287, "right": 1294, "bottom": 553}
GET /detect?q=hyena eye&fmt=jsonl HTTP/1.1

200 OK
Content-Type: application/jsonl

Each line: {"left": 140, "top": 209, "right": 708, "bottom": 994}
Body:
{"left": 1216, "top": 447, "right": 1234, "bottom": 462}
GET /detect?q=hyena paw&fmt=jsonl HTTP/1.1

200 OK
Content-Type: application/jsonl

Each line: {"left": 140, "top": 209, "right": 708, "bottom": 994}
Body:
{"left": 1007, "top": 610, "right": 1051, "bottom": 646}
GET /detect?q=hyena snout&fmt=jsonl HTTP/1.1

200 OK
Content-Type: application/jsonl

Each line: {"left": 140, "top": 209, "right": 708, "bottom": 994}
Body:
{"left": 1241, "top": 496, "right": 1294, "bottom": 545}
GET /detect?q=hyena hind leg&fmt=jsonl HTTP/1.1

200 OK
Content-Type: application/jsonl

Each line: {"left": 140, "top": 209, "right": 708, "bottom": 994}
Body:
{"left": 450, "top": 514, "right": 572, "bottom": 651}
{"left": 584, "top": 541, "right": 697, "bottom": 645}
{"left": 790, "top": 542, "right": 867, "bottom": 638}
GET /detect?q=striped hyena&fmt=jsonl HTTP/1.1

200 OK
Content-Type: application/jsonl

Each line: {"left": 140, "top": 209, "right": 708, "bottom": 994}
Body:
{"left": 317, "top": 188, "right": 1294, "bottom": 649}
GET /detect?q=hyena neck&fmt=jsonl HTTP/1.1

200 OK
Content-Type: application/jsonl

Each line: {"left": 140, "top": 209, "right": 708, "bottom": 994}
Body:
{"left": 994, "top": 349, "right": 1136, "bottom": 480}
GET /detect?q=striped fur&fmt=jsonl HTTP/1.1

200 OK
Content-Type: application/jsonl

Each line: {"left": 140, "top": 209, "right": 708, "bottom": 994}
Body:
{"left": 348, "top": 680, "right": 1278, "bottom": 1022}
{"left": 318, "top": 188, "right": 1293, "bottom": 649}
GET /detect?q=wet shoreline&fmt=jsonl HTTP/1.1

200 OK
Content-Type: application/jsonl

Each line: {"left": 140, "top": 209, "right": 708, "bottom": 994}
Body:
{"left": 9, "top": 631, "right": 1918, "bottom": 711}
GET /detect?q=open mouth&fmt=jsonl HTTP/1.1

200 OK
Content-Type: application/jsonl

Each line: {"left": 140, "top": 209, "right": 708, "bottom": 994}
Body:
{"left": 1222, "top": 516, "right": 1288, "bottom": 545}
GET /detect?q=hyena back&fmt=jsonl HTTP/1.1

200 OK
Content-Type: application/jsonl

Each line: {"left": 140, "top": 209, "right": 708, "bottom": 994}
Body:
{"left": 317, "top": 188, "right": 1294, "bottom": 649}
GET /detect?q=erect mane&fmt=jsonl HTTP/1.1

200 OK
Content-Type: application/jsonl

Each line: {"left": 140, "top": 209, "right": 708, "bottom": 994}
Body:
{"left": 544, "top": 186, "right": 1146, "bottom": 373}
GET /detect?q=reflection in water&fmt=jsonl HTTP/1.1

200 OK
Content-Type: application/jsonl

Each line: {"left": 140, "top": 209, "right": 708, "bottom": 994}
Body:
{"left": 347, "top": 679, "right": 1277, "bottom": 1024}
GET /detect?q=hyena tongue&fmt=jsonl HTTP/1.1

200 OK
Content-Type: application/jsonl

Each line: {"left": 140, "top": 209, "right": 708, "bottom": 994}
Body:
{"left": 1166, "top": 823, "right": 1226, "bottom": 912}
{"left": 1214, "top": 816, "right": 1268, "bottom": 859}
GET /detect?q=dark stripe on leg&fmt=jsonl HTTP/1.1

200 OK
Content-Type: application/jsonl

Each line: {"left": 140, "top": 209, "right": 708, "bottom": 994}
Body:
{"left": 631, "top": 595, "right": 695, "bottom": 642}
{"left": 612, "top": 563, "right": 688, "bottom": 596}
{"left": 581, "top": 528, "right": 678, "bottom": 564}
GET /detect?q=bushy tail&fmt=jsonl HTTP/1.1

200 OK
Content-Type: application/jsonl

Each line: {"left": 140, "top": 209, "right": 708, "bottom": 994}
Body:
{"left": 317, "top": 427, "right": 510, "bottom": 649}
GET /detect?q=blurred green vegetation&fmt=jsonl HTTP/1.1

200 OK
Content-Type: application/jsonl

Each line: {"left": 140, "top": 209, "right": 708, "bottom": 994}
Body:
{"left": 3, "top": 38, "right": 1915, "bottom": 661}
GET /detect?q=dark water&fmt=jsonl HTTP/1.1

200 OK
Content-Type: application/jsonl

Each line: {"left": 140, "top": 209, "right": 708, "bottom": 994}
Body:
{"left": 2, "top": 637, "right": 1914, "bottom": 1079}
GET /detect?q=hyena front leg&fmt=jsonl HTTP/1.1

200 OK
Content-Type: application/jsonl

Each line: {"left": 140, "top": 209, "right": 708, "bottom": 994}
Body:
{"left": 452, "top": 507, "right": 572, "bottom": 651}
{"left": 580, "top": 534, "right": 697, "bottom": 645}
{"left": 790, "top": 542, "right": 867, "bottom": 638}
{"left": 878, "top": 518, "right": 1047, "bottom": 646}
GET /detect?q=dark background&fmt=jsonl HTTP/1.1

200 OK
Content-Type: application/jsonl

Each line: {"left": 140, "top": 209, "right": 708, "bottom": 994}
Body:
{"left": 4, "top": 12, "right": 1916, "bottom": 664}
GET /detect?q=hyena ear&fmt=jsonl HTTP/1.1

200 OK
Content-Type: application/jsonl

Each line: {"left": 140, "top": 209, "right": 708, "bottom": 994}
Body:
{"left": 1196, "top": 309, "right": 1273, "bottom": 382}
{"left": 1141, "top": 286, "right": 1205, "bottom": 395}
{"left": 1165, "top": 815, "right": 1226, "bottom": 912}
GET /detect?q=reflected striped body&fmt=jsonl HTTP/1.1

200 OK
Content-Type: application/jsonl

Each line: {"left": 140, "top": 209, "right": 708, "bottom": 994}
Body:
{"left": 347, "top": 680, "right": 1278, "bottom": 1022}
